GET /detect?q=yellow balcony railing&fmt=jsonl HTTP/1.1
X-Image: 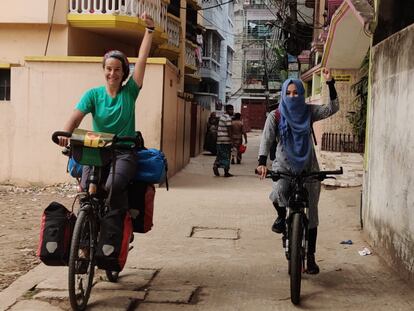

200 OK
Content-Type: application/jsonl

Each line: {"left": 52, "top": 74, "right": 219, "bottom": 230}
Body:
{"left": 167, "top": 13, "right": 180, "bottom": 49}
{"left": 69, "top": 0, "right": 168, "bottom": 32}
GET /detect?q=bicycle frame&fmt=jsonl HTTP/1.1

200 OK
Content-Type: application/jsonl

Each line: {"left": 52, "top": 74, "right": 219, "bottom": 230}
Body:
{"left": 263, "top": 167, "right": 343, "bottom": 305}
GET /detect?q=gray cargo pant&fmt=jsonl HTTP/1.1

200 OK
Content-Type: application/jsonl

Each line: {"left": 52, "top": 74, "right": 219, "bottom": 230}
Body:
{"left": 81, "top": 150, "right": 137, "bottom": 210}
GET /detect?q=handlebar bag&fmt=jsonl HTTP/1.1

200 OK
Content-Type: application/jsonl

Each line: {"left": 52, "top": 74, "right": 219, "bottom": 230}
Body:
{"left": 37, "top": 202, "right": 76, "bottom": 266}
{"left": 70, "top": 128, "right": 114, "bottom": 167}
{"left": 134, "top": 148, "right": 167, "bottom": 184}
{"left": 128, "top": 181, "right": 155, "bottom": 233}
{"left": 95, "top": 209, "right": 132, "bottom": 272}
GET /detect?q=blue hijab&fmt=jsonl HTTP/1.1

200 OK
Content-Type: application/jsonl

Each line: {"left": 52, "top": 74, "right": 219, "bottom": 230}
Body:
{"left": 278, "top": 79, "right": 311, "bottom": 173}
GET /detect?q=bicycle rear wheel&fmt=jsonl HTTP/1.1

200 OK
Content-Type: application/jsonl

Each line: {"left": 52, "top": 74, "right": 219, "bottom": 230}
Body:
{"left": 289, "top": 213, "right": 303, "bottom": 305}
{"left": 105, "top": 270, "right": 119, "bottom": 282}
{"left": 68, "top": 210, "right": 95, "bottom": 311}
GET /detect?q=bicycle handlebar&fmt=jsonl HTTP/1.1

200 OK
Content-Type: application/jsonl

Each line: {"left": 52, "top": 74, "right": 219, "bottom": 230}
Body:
{"left": 51, "top": 131, "right": 72, "bottom": 145}
{"left": 255, "top": 167, "right": 343, "bottom": 182}
{"left": 51, "top": 131, "right": 140, "bottom": 150}
{"left": 112, "top": 136, "right": 140, "bottom": 148}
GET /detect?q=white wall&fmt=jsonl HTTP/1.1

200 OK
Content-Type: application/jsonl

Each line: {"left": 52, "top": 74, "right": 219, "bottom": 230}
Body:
{"left": 363, "top": 23, "right": 414, "bottom": 281}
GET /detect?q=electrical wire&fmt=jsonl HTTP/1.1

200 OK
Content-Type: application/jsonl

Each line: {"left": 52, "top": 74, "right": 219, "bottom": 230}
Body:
{"left": 181, "top": 0, "right": 234, "bottom": 11}
{"left": 197, "top": 11, "right": 237, "bottom": 36}
{"left": 44, "top": 0, "right": 57, "bottom": 56}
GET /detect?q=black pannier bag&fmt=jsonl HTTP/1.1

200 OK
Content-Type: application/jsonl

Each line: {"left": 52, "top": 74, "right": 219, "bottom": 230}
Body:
{"left": 95, "top": 208, "right": 132, "bottom": 272}
{"left": 37, "top": 202, "right": 76, "bottom": 266}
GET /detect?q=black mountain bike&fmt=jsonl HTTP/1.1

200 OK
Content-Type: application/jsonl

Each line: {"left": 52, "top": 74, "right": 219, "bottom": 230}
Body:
{"left": 52, "top": 130, "right": 138, "bottom": 311}
{"left": 264, "top": 167, "right": 343, "bottom": 305}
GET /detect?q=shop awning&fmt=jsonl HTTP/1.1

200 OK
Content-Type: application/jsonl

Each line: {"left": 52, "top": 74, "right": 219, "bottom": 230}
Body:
{"left": 322, "top": 0, "right": 374, "bottom": 69}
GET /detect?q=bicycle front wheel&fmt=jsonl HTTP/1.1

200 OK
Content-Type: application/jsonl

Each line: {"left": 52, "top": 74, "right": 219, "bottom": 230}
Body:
{"left": 289, "top": 213, "right": 303, "bottom": 305}
{"left": 68, "top": 209, "right": 95, "bottom": 311}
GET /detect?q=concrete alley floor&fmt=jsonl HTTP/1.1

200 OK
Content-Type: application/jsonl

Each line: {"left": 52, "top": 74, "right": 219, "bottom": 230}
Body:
{"left": 1, "top": 131, "right": 414, "bottom": 311}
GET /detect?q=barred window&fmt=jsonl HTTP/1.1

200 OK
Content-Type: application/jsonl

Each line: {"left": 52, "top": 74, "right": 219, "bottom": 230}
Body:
{"left": 0, "top": 69, "right": 10, "bottom": 101}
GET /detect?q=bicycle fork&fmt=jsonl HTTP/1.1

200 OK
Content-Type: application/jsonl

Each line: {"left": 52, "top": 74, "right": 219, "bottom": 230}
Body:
{"left": 282, "top": 210, "right": 309, "bottom": 270}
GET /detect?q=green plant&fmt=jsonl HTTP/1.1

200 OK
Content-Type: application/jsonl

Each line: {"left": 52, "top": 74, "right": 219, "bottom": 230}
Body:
{"left": 348, "top": 50, "right": 369, "bottom": 144}
{"left": 267, "top": 44, "right": 288, "bottom": 82}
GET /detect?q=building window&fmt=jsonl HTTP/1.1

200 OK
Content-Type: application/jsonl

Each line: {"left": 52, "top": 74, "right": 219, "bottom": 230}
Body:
{"left": 227, "top": 48, "right": 233, "bottom": 73}
{"left": 0, "top": 69, "right": 10, "bottom": 101}
{"left": 247, "top": 20, "right": 272, "bottom": 39}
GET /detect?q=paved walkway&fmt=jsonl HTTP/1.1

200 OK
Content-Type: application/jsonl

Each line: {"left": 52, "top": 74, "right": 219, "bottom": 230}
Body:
{"left": 1, "top": 132, "right": 414, "bottom": 310}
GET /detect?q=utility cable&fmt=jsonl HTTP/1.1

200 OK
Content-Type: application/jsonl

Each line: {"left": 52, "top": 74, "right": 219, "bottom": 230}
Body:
{"left": 44, "top": 0, "right": 57, "bottom": 56}
{"left": 181, "top": 0, "right": 234, "bottom": 11}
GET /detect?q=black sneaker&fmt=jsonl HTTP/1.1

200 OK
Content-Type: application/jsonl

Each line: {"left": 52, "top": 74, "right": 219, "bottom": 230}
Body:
{"left": 213, "top": 166, "right": 220, "bottom": 176}
{"left": 224, "top": 172, "right": 234, "bottom": 177}
{"left": 271, "top": 216, "right": 285, "bottom": 234}
{"left": 306, "top": 254, "right": 320, "bottom": 274}
{"left": 75, "top": 259, "right": 89, "bottom": 274}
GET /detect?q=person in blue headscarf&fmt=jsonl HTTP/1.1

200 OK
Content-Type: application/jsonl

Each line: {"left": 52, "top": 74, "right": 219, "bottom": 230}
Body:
{"left": 256, "top": 68, "right": 339, "bottom": 274}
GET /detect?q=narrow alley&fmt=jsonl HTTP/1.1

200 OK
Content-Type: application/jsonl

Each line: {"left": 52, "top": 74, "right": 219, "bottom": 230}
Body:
{"left": 1, "top": 132, "right": 413, "bottom": 311}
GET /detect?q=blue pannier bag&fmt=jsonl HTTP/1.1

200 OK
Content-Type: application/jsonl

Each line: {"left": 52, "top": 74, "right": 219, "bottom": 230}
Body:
{"left": 135, "top": 148, "right": 168, "bottom": 185}
{"left": 67, "top": 157, "right": 83, "bottom": 178}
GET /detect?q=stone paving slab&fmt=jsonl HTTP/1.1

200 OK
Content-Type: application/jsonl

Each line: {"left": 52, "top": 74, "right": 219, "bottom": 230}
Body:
{"left": 145, "top": 285, "right": 198, "bottom": 303}
{"left": 94, "top": 268, "right": 158, "bottom": 291}
{"left": 33, "top": 290, "right": 67, "bottom": 300}
{"left": 190, "top": 227, "right": 239, "bottom": 240}
{"left": 86, "top": 292, "right": 137, "bottom": 311}
{"left": 9, "top": 300, "right": 63, "bottom": 311}
{"left": 35, "top": 269, "right": 68, "bottom": 291}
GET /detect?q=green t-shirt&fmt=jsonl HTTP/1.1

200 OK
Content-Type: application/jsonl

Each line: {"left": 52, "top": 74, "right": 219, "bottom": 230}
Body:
{"left": 76, "top": 78, "right": 140, "bottom": 137}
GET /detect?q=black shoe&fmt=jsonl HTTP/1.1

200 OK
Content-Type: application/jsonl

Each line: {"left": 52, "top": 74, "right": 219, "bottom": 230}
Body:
{"left": 213, "top": 166, "right": 220, "bottom": 176}
{"left": 236, "top": 160, "right": 241, "bottom": 164}
{"left": 224, "top": 172, "right": 234, "bottom": 177}
{"left": 306, "top": 254, "right": 320, "bottom": 274}
{"left": 231, "top": 158, "right": 235, "bottom": 164}
{"left": 271, "top": 216, "right": 285, "bottom": 234}
{"left": 76, "top": 259, "right": 89, "bottom": 274}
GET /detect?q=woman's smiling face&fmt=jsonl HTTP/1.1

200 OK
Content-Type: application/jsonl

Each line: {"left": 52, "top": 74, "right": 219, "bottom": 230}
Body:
{"left": 104, "top": 58, "right": 124, "bottom": 88}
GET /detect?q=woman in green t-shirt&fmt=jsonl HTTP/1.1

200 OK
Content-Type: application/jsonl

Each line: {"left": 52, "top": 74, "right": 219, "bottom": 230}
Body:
{"left": 57, "top": 12, "right": 155, "bottom": 211}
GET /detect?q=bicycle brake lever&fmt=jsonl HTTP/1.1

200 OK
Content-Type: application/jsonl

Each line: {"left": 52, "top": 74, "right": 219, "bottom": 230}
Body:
{"left": 325, "top": 176, "right": 337, "bottom": 180}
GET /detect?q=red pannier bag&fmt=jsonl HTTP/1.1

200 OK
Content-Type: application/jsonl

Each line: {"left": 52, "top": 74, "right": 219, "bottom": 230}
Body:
{"left": 95, "top": 208, "right": 132, "bottom": 272}
{"left": 37, "top": 202, "right": 76, "bottom": 266}
{"left": 128, "top": 181, "right": 155, "bottom": 233}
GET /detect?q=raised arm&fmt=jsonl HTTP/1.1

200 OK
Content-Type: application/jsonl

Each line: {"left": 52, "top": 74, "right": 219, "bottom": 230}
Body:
{"left": 311, "top": 68, "right": 340, "bottom": 122}
{"left": 133, "top": 12, "right": 154, "bottom": 88}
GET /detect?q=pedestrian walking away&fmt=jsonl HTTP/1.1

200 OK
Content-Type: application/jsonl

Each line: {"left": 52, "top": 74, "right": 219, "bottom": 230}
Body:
{"left": 231, "top": 113, "right": 248, "bottom": 164}
{"left": 256, "top": 68, "right": 339, "bottom": 274}
{"left": 204, "top": 112, "right": 219, "bottom": 155}
{"left": 213, "top": 105, "right": 234, "bottom": 177}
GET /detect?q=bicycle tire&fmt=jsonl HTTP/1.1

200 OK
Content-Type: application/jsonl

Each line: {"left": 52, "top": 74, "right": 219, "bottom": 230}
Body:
{"left": 68, "top": 210, "right": 95, "bottom": 311}
{"left": 289, "top": 213, "right": 303, "bottom": 305}
{"left": 105, "top": 270, "right": 119, "bottom": 282}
